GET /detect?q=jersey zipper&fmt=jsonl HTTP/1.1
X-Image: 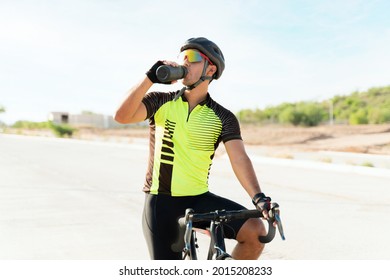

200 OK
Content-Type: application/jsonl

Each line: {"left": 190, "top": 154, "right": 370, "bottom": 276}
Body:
{"left": 186, "top": 104, "right": 192, "bottom": 122}
{"left": 187, "top": 101, "right": 203, "bottom": 122}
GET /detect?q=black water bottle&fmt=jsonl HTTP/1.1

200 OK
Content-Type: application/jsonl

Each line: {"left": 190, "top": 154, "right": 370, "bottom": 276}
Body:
{"left": 156, "top": 65, "right": 188, "bottom": 83}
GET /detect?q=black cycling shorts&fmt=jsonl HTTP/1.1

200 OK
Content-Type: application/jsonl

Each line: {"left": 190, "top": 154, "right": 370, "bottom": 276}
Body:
{"left": 142, "top": 192, "right": 247, "bottom": 260}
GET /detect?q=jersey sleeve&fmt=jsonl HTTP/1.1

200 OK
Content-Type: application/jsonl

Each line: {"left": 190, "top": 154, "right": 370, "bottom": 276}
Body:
{"left": 142, "top": 91, "right": 162, "bottom": 119}
{"left": 142, "top": 91, "right": 176, "bottom": 120}
{"left": 221, "top": 110, "right": 242, "bottom": 143}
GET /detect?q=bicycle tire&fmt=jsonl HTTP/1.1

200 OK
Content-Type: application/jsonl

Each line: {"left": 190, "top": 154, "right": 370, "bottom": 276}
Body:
{"left": 216, "top": 253, "right": 234, "bottom": 260}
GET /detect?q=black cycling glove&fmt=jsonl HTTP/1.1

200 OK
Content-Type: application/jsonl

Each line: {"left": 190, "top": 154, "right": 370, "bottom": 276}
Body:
{"left": 252, "top": 192, "right": 271, "bottom": 213}
{"left": 146, "top": 60, "right": 171, "bottom": 84}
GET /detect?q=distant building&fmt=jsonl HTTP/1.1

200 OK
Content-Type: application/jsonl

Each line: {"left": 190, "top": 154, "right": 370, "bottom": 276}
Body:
{"left": 48, "top": 112, "right": 145, "bottom": 128}
{"left": 48, "top": 112, "right": 69, "bottom": 124}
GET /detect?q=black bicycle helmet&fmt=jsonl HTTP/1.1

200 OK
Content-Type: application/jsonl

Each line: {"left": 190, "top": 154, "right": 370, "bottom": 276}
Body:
{"left": 180, "top": 37, "right": 225, "bottom": 79}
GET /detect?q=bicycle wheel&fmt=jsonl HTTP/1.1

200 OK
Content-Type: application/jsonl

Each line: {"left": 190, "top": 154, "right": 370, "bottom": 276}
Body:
{"left": 216, "top": 253, "right": 234, "bottom": 260}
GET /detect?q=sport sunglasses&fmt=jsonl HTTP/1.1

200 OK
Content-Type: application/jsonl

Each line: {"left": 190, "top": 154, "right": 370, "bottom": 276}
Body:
{"left": 179, "top": 49, "right": 214, "bottom": 65}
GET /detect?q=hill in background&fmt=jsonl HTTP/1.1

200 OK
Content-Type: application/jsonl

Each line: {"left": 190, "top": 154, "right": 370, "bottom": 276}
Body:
{"left": 237, "top": 85, "right": 390, "bottom": 126}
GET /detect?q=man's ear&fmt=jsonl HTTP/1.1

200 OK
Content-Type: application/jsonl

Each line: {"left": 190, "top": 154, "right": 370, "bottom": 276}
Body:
{"left": 208, "top": 65, "right": 217, "bottom": 76}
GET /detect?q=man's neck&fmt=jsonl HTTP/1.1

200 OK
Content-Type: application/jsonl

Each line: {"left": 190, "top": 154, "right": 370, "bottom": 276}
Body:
{"left": 184, "top": 83, "right": 209, "bottom": 110}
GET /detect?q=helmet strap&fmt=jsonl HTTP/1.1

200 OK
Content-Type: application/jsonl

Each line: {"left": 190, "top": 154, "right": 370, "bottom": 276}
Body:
{"left": 174, "top": 60, "right": 213, "bottom": 101}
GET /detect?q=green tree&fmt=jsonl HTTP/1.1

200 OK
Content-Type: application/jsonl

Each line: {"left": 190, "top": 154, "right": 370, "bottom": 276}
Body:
{"left": 349, "top": 109, "right": 368, "bottom": 125}
{"left": 12, "top": 121, "right": 50, "bottom": 129}
{"left": 299, "top": 102, "right": 327, "bottom": 126}
{"left": 278, "top": 106, "right": 303, "bottom": 126}
{"left": 332, "top": 85, "right": 390, "bottom": 124}
{"left": 238, "top": 109, "right": 264, "bottom": 123}
{"left": 368, "top": 107, "right": 390, "bottom": 124}
{"left": 278, "top": 102, "right": 326, "bottom": 126}
{"left": 48, "top": 121, "right": 75, "bottom": 138}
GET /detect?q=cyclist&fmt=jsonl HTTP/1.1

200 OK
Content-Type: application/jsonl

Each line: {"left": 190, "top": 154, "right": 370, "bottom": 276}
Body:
{"left": 115, "top": 37, "right": 274, "bottom": 260}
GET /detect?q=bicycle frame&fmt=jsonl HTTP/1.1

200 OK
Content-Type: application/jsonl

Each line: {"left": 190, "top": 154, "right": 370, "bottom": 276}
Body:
{"left": 172, "top": 204, "right": 285, "bottom": 260}
{"left": 181, "top": 209, "right": 231, "bottom": 260}
{"left": 207, "top": 219, "right": 229, "bottom": 259}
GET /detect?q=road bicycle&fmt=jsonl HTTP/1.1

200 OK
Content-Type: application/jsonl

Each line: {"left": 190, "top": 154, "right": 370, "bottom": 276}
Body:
{"left": 171, "top": 202, "right": 285, "bottom": 260}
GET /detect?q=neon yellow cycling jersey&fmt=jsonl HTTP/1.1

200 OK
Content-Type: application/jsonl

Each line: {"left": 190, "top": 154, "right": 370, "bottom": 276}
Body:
{"left": 142, "top": 91, "right": 242, "bottom": 196}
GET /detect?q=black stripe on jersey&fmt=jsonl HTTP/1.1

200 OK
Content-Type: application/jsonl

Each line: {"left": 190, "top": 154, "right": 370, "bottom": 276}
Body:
{"left": 158, "top": 119, "right": 176, "bottom": 194}
{"left": 158, "top": 163, "right": 173, "bottom": 195}
{"left": 161, "top": 154, "right": 174, "bottom": 162}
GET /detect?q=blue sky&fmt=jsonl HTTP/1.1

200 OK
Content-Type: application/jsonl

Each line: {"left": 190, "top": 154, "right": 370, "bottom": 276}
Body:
{"left": 1, "top": 0, "right": 390, "bottom": 124}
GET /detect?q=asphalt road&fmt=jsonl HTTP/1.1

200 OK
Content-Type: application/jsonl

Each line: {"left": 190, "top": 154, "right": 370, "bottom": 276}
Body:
{"left": 1, "top": 134, "right": 389, "bottom": 260}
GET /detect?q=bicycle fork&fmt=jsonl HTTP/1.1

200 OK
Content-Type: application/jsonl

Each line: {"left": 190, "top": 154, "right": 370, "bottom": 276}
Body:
{"left": 207, "top": 221, "right": 231, "bottom": 260}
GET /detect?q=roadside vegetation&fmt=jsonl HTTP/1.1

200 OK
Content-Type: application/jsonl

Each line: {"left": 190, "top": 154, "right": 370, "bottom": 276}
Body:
{"left": 237, "top": 85, "right": 390, "bottom": 126}
{"left": 11, "top": 120, "right": 76, "bottom": 138}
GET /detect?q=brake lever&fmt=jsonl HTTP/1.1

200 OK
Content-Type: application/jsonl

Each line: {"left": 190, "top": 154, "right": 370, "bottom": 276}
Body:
{"left": 269, "top": 203, "right": 286, "bottom": 241}
{"left": 274, "top": 212, "right": 286, "bottom": 240}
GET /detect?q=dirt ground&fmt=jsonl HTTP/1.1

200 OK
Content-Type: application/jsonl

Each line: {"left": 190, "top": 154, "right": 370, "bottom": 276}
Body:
{"left": 240, "top": 124, "right": 390, "bottom": 155}
{"left": 74, "top": 124, "right": 390, "bottom": 155}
